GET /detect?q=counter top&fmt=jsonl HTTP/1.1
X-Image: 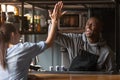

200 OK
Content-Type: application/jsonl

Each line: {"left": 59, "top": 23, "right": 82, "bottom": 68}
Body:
{"left": 28, "top": 71, "right": 119, "bottom": 80}
{"left": 29, "top": 71, "right": 114, "bottom": 74}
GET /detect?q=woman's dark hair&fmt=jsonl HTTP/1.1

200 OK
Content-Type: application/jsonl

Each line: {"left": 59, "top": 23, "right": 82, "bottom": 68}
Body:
{"left": 0, "top": 23, "right": 17, "bottom": 69}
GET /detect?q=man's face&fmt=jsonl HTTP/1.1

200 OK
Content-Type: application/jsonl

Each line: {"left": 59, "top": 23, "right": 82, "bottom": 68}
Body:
{"left": 85, "top": 17, "right": 102, "bottom": 38}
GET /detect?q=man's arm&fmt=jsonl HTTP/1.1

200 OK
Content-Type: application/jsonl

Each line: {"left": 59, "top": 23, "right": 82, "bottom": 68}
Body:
{"left": 105, "top": 51, "right": 116, "bottom": 72}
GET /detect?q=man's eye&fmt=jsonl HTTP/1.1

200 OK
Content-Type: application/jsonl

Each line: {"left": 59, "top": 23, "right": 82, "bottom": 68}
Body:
{"left": 92, "top": 24, "right": 96, "bottom": 26}
{"left": 86, "top": 23, "right": 89, "bottom": 26}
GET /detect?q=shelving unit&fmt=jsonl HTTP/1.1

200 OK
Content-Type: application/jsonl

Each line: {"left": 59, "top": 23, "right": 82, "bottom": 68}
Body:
{"left": 19, "top": 1, "right": 48, "bottom": 34}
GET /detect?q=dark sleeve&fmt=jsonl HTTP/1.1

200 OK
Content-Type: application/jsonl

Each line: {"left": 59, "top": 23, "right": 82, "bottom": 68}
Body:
{"left": 104, "top": 51, "right": 116, "bottom": 72}
{"left": 48, "top": 22, "right": 73, "bottom": 48}
{"left": 55, "top": 32, "right": 74, "bottom": 48}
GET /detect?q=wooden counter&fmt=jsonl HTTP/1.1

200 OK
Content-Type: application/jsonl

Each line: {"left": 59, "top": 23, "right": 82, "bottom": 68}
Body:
{"left": 28, "top": 71, "right": 120, "bottom": 80}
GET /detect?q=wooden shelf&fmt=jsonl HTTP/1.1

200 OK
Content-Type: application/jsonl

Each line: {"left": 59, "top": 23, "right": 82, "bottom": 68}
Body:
{"left": 19, "top": 31, "right": 47, "bottom": 35}
{"left": 58, "top": 29, "right": 85, "bottom": 33}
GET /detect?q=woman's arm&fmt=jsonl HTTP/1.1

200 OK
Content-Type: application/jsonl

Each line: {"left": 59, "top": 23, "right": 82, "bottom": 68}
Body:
{"left": 45, "top": 1, "right": 63, "bottom": 48}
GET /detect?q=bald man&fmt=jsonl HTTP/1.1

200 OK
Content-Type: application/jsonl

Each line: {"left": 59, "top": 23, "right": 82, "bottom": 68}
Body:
{"left": 55, "top": 17, "right": 116, "bottom": 72}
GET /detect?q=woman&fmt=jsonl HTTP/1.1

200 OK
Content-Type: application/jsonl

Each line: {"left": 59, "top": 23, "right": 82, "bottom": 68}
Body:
{"left": 0, "top": 1, "right": 63, "bottom": 80}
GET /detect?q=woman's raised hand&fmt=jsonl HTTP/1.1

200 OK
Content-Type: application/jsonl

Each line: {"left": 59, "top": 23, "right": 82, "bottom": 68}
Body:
{"left": 48, "top": 1, "right": 66, "bottom": 21}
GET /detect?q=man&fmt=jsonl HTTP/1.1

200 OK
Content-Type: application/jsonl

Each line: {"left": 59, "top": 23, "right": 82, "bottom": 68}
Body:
{"left": 55, "top": 17, "right": 116, "bottom": 72}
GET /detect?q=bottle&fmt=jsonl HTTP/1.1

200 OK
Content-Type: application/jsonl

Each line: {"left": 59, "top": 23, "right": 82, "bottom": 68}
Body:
{"left": 0, "top": 5, "right": 6, "bottom": 24}
{"left": 55, "top": 65, "right": 60, "bottom": 71}
{"left": 36, "top": 15, "right": 41, "bottom": 32}
{"left": 0, "top": 5, "right": 1, "bottom": 24}
{"left": 49, "top": 66, "right": 53, "bottom": 71}
{"left": 1, "top": 12, "right": 6, "bottom": 24}
{"left": 14, "top": 7, "right": 19, "bottom": 16}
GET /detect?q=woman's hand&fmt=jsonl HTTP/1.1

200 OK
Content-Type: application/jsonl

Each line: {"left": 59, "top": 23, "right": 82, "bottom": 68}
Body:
{"left": 48, "top": 1, "right": 66, "bottom": 22}
{"left": 46, "top": 1, "right": 65, "bottom": 48}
